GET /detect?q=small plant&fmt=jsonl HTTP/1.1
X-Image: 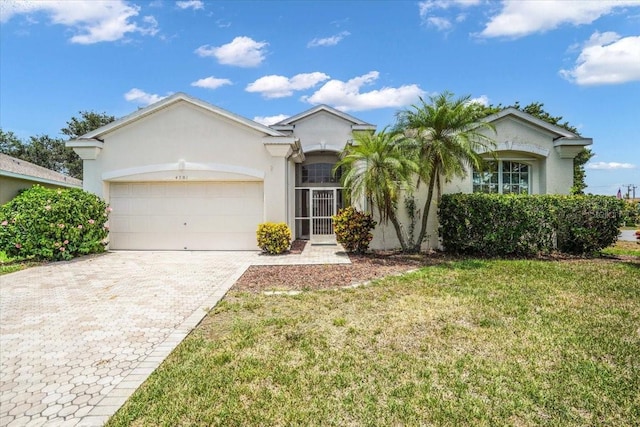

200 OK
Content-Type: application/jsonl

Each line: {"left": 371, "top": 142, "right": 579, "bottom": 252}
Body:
{"left": 332, "top": 207, "right": 377, "bottom": 254}
{"left": 0, "top": 185, "right": 110, "bottom": 261}
{"left": 256, "top": 222, "right": 291, "bottom": 254}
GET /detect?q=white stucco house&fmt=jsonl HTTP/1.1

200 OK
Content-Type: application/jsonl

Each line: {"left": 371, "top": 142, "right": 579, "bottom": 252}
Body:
{"left": 67, "top": 92, "right": 591, "bottom": 251}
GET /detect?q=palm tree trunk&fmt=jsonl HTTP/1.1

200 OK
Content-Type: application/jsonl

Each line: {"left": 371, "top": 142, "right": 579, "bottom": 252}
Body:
{"left": 414, "top": 166, "right": 438, "bottom": 252}
{"left": 389, "top": 211, "right": 409, "bottom": 252}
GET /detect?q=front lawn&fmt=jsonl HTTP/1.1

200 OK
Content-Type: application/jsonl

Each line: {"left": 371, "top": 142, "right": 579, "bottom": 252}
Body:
{"left": 108, "top": 258, "right": 640, "bottom": 426}
{"left": 601, "top": 240, "right": 640, "bottom": 258}
{"left": 0, "top": 250, "right": 38, "bottom": 275}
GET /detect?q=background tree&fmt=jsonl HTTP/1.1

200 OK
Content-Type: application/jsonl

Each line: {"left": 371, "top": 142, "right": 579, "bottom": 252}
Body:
{"left": 395, "top": 92, "right": 496, "bottom": 252}
{"left": 0, "top": 129, "right": 25, "bottom": 158}
{"left": 0, "top": 111, "right": 115, "bottom": 180}
{"left": 61, "top": 111, "right": 115, "bottom": 139}
{"left": 481, "top": 101, "right": 593, "bottom": 194}
{"left": 335, "top": 129, "right": 418, "bottom": 251}
{"left": 60, "top": 111, "right": 115, "bottom": 179}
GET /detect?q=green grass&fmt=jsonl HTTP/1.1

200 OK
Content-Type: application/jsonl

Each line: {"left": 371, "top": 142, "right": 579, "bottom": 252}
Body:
{"left": 0, "top": 250, "right": 38, "bottom": 275}
{"left": 108, "top": 258, "right": 640, "bottom": 427}
{"left": 601, "top": 240, "right": 640, "bottom": 257}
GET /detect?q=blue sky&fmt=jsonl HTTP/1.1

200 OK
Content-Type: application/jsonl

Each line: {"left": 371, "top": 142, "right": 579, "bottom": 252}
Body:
{"left": 1, "top": 0, "right": 639, "bottom": 195}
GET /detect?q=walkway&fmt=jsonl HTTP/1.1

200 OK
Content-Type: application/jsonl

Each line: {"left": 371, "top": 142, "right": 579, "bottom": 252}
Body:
{"left": 0, "top": 244, "right": 347, "bottom": 426}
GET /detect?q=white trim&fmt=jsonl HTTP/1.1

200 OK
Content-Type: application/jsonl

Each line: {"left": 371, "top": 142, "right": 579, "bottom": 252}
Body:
{"left": 303, "top": 143, "right": 344, "bottom": 153}
{"left": 479, "top": 141, "right": 549, "bottom": 157}
{"left": 274, "top": 104, "right": 375, "bottom": 127}
{"left": 481, "top": 108, "right": 578, "bottom": 138}
{"left": 80, "top": 93, "right": 286, "bottom": 139}
{"left": 102, "top": 162, "right": 265, "bottom": 181}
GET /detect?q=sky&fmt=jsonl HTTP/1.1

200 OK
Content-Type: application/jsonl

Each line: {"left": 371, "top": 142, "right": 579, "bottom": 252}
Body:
{"left": 1, "top": 0, "right": 639, "bottom": 196}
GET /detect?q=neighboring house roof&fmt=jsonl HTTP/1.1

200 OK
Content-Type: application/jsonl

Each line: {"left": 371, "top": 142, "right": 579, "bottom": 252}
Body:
{"left": 0, "top": 153, "right": 82, "bottom": 188}
{"left": 76, "top": 92, "right": 287, "bottom": 141}
{"left": 271, "top": 104, "right": 376, "bottom": 131}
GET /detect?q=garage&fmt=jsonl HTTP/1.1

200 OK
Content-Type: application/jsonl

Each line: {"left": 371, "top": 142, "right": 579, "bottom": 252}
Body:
{"left": 108, "top": 181, "right": 264, "bottom": 250}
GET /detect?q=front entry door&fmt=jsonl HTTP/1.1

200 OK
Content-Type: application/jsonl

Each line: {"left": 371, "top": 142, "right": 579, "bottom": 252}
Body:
{"left": 311, "top": 189, "right": 335, "bottom": 241}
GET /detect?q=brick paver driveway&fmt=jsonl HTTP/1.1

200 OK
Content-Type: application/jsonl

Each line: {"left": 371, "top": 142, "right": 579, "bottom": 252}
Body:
{"left": 0, "top": 251, "right": 259, "bottom": 426}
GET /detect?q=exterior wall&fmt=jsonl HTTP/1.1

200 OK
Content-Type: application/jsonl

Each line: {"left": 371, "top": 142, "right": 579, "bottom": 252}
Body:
{"left": 84, "top": 101, "right": 290, "bottom": 224}
{"left": 483, "top": 116, "right": 575, "bottom": 195}
{"left": 290, "top": 111, "right": 355, "bottom": 153}
{"left": 369, "top": 115, "right": 578, "bottom": 250}
{"left": 0, "top": 176, "right": 79, "bottom": 205}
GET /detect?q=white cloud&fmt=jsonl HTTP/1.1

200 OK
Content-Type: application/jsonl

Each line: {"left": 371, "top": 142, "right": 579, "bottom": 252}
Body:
{"left": 426, "top": 17, "right": 452, "bottom": 32}
{"left": 0, "top": 0, "right": 159, "bottom": 44}
{"left": 253, "top": 114, "right": 289, "bottom": 126}
{"left": 308, "top": 31, "right": 350, "bottom": 47}
{"left": 176, "top": 1, "right": 204, "bottom": 10}
{"left": 586, "top": 161, "right": 636, "bottom": 170}
{"left": 124, "top": 88, "right": 168, "bottom": 106}
{"left": 246, "top": 72, "right": 330, "bottom": 99}
{"left": 560, "top": 32, "right": 640, "bottom": 85}
{"left": 191, "top": 76, "right": 232, "bottom": 90}
{"left": 419, "top": 0, "right": 480, "bottom": 15}
{"left": 469, "top": 95, "right": 489, "bottom": 106}
{"left": 195, "top": 36, "right": 268, "bottom": 67}
{"left": 303, "top": 71, "right": 425, "bottom": 111}
{"left": 480, "top": 1, "right": 640, "bottom": 39}
{"left": 418, "top": 0, "right": 480, "bottom": 31}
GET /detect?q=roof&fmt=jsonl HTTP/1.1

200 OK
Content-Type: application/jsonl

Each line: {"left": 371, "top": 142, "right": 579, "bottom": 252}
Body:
{"left": 271, "top": 104, "right": 376, "bottom": 130}
{"left": 77, "top": 92, "right": 287, "bottom": 140}
{"left": 0, "top": 153, "right": 82, "bottom": 188}
{"left": 483, "top": 107, "right": 578, "bottom": 138}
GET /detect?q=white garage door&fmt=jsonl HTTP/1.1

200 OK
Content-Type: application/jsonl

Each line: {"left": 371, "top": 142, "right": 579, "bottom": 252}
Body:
{"left": 108, "top": 182, "right": 263, "bottom": 250}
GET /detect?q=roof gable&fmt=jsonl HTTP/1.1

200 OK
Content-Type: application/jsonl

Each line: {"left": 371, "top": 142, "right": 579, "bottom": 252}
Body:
{"left": 78, "top": 93, "right": 286, "bottom": 140}
{"left": 271, "top": 104, "right": 375, "bottom": 130}
{"left": 482, "top": 107, "right": 578, "bottom": 138}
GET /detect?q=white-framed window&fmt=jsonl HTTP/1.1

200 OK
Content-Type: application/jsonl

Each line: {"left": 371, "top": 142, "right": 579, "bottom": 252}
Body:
{"left": 473, "top": 160, "right": 531, "bottom": 194}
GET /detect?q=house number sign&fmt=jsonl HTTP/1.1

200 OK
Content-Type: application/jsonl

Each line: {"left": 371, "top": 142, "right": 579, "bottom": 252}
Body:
{"left": 175, "top": 175, "right": 188, "bottom": 180}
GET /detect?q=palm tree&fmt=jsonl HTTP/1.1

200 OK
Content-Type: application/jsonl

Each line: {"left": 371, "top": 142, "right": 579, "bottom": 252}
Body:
{"left": 396, "top": 92, "right": 496, "bottom": 252}
{"left": 335, "top": 128, "right": 418, "bottom": 251}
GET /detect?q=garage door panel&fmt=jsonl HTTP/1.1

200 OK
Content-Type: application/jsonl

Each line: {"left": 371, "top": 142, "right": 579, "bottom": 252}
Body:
{"left": 109, "top": 182, "right": 264, "bottom": 250}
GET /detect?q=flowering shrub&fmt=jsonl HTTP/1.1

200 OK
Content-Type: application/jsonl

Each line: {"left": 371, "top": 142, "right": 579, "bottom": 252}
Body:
{"left": 256, "top": 222, "right": 291, "bottom": 254}
{"left": 0, "top": 185, "right": 110, "bottom": 261}
{"left": 332, "top": 207, "right": 377, "bottom": 254}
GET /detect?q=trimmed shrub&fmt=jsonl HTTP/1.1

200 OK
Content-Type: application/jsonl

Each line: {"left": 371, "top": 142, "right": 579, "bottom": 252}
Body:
{"left": 621, "top": 201, "right": 639, "bottom": 226}
{"left": 0, "top": 185, "right": 110, "bottom": 261}
{"left": 332, "top": 207, "right": 377, "bottom": 254}
{"left": 256, "top": 222, "right": 291, "bottom": 254}
{"left": 439, "top": 194, "right": 624, "bottom": 256}
{"left": 555, "top": 196, "right": 624, "bottom": 254}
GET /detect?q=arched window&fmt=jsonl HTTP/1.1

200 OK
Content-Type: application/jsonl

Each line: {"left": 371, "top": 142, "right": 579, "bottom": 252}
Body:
{"left": 473, "top": 161, "right": 530, "bottom": 194}
{"left": 300, "top": 163, "right": 341, "bottom": 184}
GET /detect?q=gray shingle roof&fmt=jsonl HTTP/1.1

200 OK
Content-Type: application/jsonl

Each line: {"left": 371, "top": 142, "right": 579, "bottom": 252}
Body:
{"left": 0, "top": 153, "right": 82, "bottom": 187}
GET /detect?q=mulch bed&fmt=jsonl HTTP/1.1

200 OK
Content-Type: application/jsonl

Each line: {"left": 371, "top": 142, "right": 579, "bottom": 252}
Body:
{"left": 234, "top": 241, "right": 639, "bottom": 293}
{"left": 233, "top": 248, "right": 449, "bottom": 293}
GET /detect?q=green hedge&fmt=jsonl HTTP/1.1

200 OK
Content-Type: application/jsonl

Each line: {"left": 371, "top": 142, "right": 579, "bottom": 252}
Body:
{"left": 0, "top": 185, "right": 110, "bottom": 261}
{"left": 439, "top": 194, "right": 624, "bottom": 256}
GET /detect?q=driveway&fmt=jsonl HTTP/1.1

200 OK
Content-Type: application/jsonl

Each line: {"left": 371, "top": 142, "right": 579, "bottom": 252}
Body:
{"left": 0, "top": 251, "right": 255, "bottom": 426}
{"left": 619, "top": 229, "right": 638, "bottom": 242}
{"left": 0, "top": 246, "right": 348, "bottom": 426}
